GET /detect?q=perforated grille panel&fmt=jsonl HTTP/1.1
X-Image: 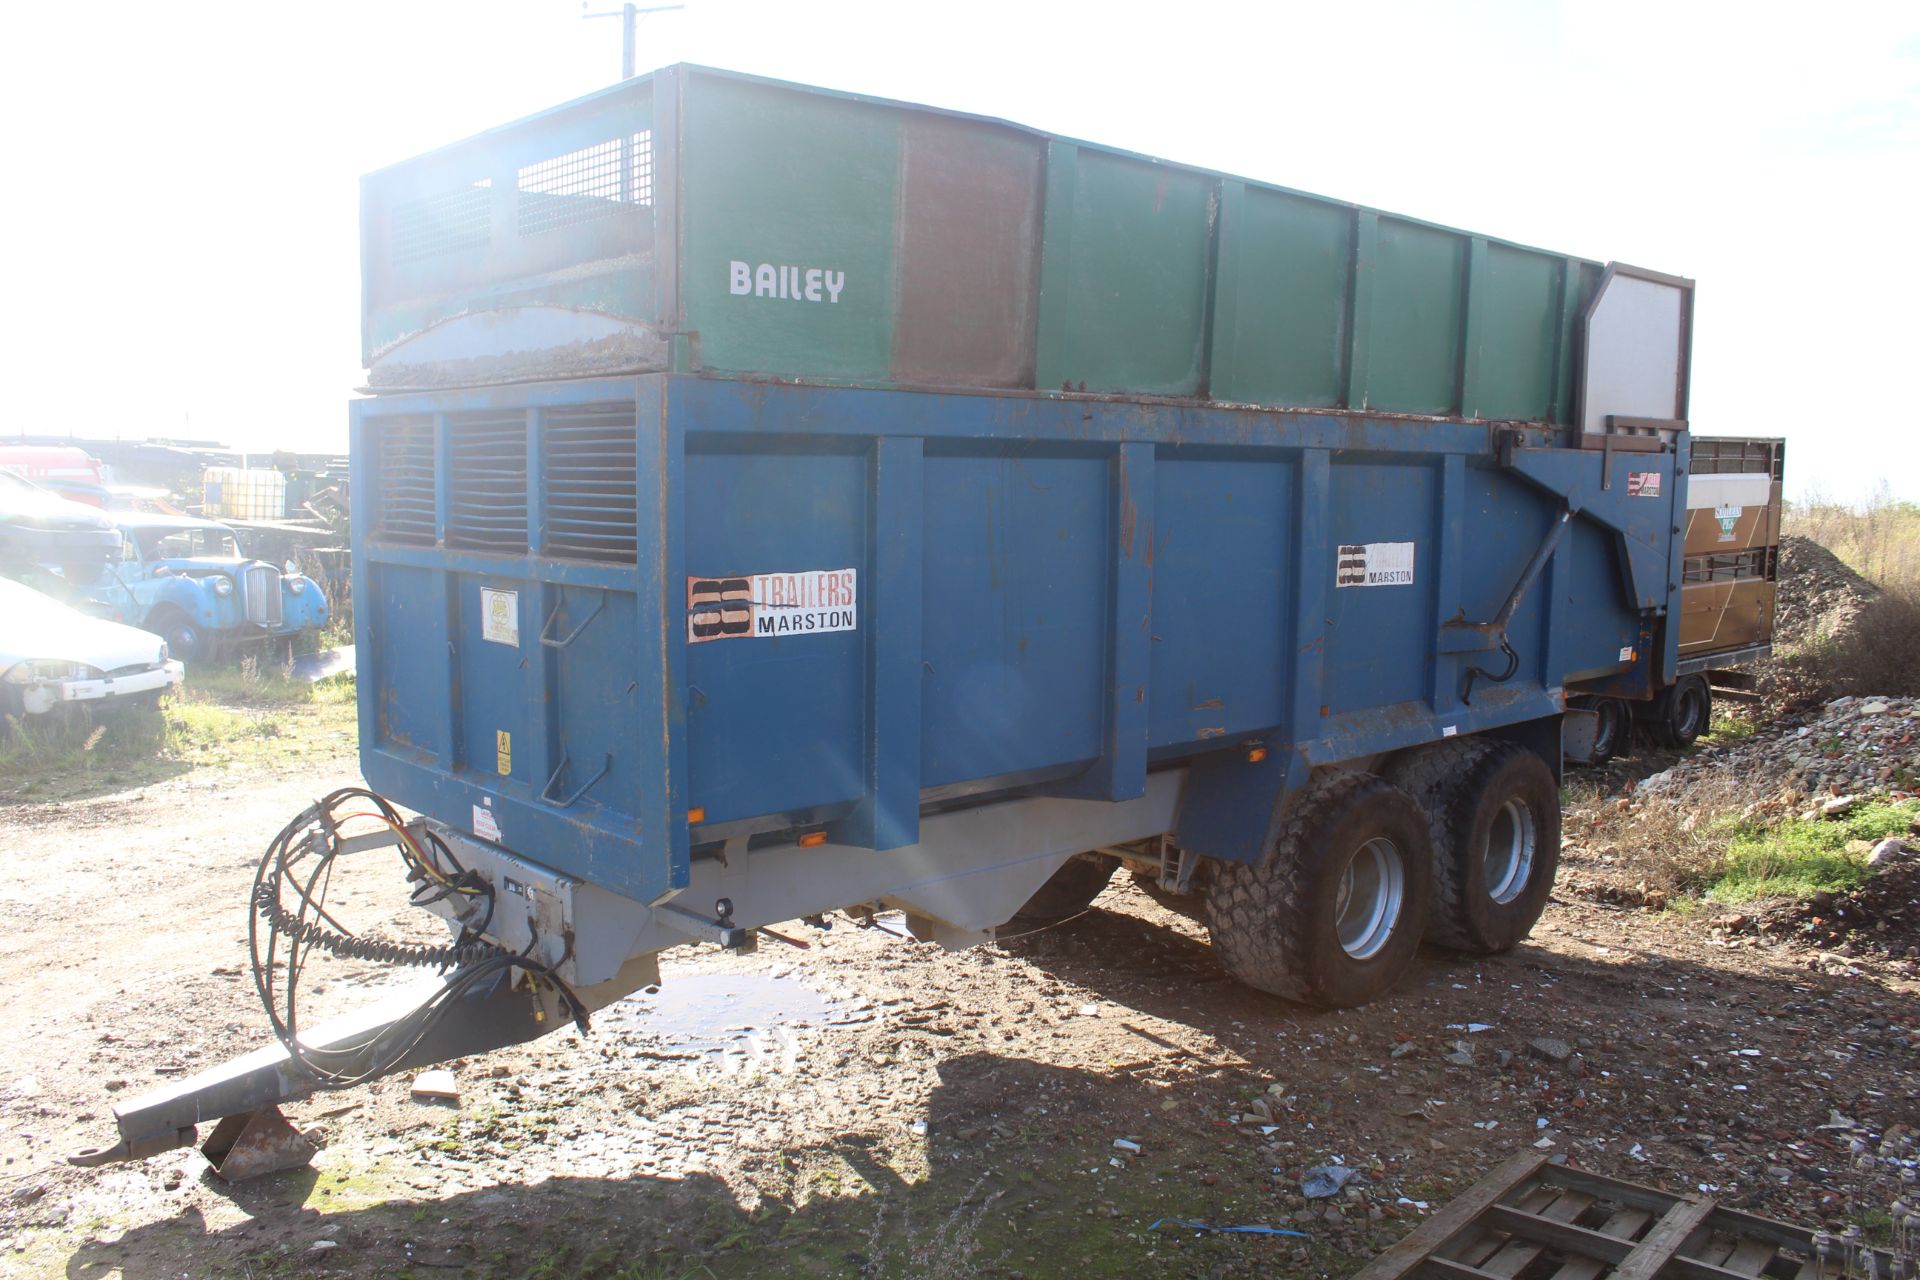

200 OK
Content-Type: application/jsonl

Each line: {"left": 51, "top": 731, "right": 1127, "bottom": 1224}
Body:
{"left": 1684, "top": 548, "right": 1776, "bottom": 583}
{"left": 517, "top": 133, "right": 653, "bottom": 235}
{"left": 388, "top": 180, "right": 493, "bottom": 266}
{"left": 375, "top": 416, "right": 437, "bottom": 545}
{"left": 542, "top": 403, "right": 638, "bottom": 563}
{"left": 243, "top": 565, "right": 285, "bottom": 627}
{"left": 447, "top": 412, "right": 529, "bottom": 553}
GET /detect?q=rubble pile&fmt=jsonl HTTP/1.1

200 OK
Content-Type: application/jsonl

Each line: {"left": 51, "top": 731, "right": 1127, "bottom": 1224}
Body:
{"left": 1638, "top": 695, "right": 1920, "bottom": 801}
{"left": 1774, "top": 535, "right": 1880, "bottom": 649}
{"left": 1755, "top": 841, "right": 1920, "bottom": 960}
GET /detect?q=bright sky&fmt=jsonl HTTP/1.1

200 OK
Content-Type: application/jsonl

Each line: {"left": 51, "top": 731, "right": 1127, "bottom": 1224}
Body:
{"left": 3, "top": 0, "right": 1914, "bottom": 501}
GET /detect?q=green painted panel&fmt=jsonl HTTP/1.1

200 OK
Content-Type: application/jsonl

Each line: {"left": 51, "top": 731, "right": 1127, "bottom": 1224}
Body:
{"left": 367, "top": 67, "right": 1632, "bottom": 426}
{"left": 1474, "top": 245, "right": 1561, "bottom": 421}
{"left": 1045, "top": 151, "right": 1213, "bottom": 396}
{"left": 1366, "top": 219, "right": 1465, "bottom": 415}
{"left": 1214, "top": 188, "right": 1352, "bottom": 408}
{"left": 680, "top": 77, "right": 900, "bottom": 381}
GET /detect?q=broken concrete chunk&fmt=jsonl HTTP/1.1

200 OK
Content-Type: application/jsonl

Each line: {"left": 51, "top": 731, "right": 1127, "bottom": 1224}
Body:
{"left": 411, "top": 1069, "right": 460, "bottom": 1103}
{"left": 1527, "top": 1037, "right": 1573, "bottom": 1064}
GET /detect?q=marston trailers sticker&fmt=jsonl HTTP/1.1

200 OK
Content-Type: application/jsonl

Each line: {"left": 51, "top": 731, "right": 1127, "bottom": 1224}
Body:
{"left": 687, "top": 568, "right": 858, "bottom": 644}
{"left": 1336, "top": 542, "right": 1416, "bottom": 587}
{"left": 1627, "top": 471, "right": 1662, "bottom": 498}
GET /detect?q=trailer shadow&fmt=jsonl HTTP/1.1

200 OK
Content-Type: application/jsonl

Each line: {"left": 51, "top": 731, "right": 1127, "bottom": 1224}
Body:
{"left": 998, "top": 880, "right": 1761, "bottom": 1038}
{"left": 58, "top": 892, "right": 1903, "bottom": 1280}
{"left": 63, "top": 1051, "right": 1328, "bottom": 1280}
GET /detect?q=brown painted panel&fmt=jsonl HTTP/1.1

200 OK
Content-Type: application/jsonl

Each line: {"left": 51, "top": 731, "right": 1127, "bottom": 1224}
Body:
{"left": 890, "top": 114, "right": 1044, "bottom": 388}
{"left": 1684, "top": 501, "right": 1779, "bottom": 557}
{"left": 1679, "top": 580, "right": 1775, "bottom": 655}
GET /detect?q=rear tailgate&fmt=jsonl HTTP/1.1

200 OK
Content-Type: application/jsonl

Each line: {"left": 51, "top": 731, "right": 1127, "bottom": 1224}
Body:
{"left": 1678, "top": 437, "right": 1783, "bottom": 664}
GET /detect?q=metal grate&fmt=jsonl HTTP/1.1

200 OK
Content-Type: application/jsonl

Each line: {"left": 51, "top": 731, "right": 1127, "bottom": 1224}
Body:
{"left": 1684, "top": 548, "right": 1776, "bottom": 583}
{"left": 1691, "top": 438, "right": 1784, "bottom": 478}
{"left": 374, "top": 416, "right": 437, "bottom": 546}
{"left": 542, "top": 403, "right": 638, "bottom": 563}
{"left": 516, "top": 133, "right": 652, "bottom": 236}
{"left": 388, "top": 180, "right": 493, "bottom": 267}
{"left": 243, "top": 565, "right": 285, "bottom": 627}
{"left": 447, "top": 411, "right": 529, "bottom": 553}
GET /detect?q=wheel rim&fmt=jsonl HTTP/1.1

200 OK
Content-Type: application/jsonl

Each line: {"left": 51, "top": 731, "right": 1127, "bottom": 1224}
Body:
{"left": 1593, "top": 700, "right": 1622, "bottom": 755}
{"left": 1483, "top": 798, "right": 1537, "bottom": 904}
{"left": 1676, "top": 686, "right": 1706, "bottom": 738}
{"left": 1333, "top": 837, "right": 1405, "bottom": 960}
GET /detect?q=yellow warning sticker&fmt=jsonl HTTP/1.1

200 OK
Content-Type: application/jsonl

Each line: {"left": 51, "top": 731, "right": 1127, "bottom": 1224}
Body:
{"left": 495, "top": 730, "right": 511, "bottom": 776}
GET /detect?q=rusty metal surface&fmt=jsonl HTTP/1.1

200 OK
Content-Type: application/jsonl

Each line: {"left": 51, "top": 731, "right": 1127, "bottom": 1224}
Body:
{"left": 1679, "top": 580, "right": 1776, "bottom": 655}
{"left": 200, "top": 1107, "right": 317, "bottom": 1182}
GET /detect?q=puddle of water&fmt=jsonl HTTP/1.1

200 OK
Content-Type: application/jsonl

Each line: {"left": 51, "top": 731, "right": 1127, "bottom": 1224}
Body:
{"left": 599, "top": 971, "right": 846, "bottom": 1066}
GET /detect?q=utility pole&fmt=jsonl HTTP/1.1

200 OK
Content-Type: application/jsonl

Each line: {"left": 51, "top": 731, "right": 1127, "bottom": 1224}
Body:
{"left": 582, "top": 2, "right": 685, "bottom": 80}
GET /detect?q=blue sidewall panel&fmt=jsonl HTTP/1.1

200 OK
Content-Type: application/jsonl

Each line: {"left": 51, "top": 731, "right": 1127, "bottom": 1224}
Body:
{"left": 350, "top": 376, "right": 1668, "bottom": 897}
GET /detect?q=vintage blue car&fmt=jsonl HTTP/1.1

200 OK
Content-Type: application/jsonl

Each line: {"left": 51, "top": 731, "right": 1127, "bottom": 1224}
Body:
{"left": 72, "top": 513, "right": 329, "bottom": 662}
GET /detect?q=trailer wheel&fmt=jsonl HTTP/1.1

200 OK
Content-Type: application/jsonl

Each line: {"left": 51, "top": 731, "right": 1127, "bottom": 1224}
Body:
{"left": 1203, "top": 772, "right": 1432, "bottom": 1008}
{"left": 1649, "top": 675, "right": 1710, "bottom": 749}
{"left": 1393, "top": 739, "right": 1560, "bottom": 954}
{"left": 1586, "top": 696, "right": 1629, "bottom": 763}
{"left": 1006, "top": 853, "right": 1117, "bottom": 930}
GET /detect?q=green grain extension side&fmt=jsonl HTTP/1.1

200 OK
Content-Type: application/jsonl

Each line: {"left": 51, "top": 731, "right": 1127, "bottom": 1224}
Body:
{"left": 361, "top": 64, "right": 1604, "bottom": 423}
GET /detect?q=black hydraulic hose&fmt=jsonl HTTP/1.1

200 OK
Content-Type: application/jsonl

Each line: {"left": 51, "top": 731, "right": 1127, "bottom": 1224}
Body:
{"left": 246, "top": 786, "right": 586, "bottom": 1090}
{"left": 1461, "top": 638, "right": 1521, "bottom": 706}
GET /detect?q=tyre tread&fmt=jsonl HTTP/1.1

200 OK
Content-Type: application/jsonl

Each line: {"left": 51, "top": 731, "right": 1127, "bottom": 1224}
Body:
{"left": 1204, "top": 772, "right": 1425, "bottom": 1006}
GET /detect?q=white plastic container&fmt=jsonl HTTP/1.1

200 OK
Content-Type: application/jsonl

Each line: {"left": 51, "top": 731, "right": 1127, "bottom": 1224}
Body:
{"left": 203, "top": 467, "right": 286, "bottom": 520}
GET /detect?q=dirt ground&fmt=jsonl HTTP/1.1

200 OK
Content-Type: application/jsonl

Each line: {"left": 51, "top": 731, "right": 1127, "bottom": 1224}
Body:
{"left": 1, "top": 741, "right": 1917, "bottom": 1280}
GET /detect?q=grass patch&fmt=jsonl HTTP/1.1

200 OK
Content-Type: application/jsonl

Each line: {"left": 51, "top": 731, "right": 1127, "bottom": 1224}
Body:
{"left": 1707, "top": 799, "right": 1918, "bottom": 902}
{"left": 1571, "top": 770, "right": 1917, "bottom": 906}
{"left": 1699, "top": 708, "right": 1757, "bottom": 745}
{"left": 0, "top": 657, "right": 356, "bottom": 802}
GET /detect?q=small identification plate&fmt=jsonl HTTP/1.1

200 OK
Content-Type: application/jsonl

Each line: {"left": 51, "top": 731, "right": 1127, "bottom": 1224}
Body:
{"left": 481, "top": 588, "right": 519, "bottom": 647}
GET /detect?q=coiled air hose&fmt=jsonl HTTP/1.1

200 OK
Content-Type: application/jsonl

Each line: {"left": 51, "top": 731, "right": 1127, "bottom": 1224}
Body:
{"left": 247, "top": 786, "right": 587, "bottom": 1089}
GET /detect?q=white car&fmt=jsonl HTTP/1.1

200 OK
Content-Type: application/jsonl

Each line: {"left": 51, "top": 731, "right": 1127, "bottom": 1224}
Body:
{"left": 0, "top": 577, "right": 185, "bottom": 717}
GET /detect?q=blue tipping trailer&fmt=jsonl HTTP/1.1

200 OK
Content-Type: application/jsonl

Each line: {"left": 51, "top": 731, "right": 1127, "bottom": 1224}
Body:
{"left": 74, "top": 69, "right": 1730, "bottom": 1173}
{"left": 352, "top": 375, "right": 1677, "bottom": 910}
{"left": 78, "top": 306, "right": 1705, "bottom": 1175}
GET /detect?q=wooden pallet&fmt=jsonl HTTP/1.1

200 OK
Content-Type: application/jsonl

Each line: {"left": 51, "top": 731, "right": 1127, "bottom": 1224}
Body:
{"left": 1355, "top": 1151, "right": 1906, "bottom": 1280}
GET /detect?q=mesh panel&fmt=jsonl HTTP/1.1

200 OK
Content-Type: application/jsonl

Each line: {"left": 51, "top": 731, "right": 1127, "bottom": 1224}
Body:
{"left": 375, "top": 416, "right": 436, "bottom": 545}
{"left": 447, "top": 411, "right": 529, "bottom": 553}
{"left": 1684, "top": 548, "right": 1775, "bottom": 582}
{"left": 1690, "top": 438, "right": 1782, "bottom": 477}
{"left": 389, "top": 180, "right": 492, "bottom": 266}
{"left": 543, "top": 403, "right": 638, "bottom": 563}
{"left": 517, "top": 133, "right": 653, "bottom": 235}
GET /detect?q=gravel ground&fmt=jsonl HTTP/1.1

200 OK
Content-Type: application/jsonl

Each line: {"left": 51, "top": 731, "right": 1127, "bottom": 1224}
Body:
{"left": 1638, "top": 695, "right": 1920, "bottom": 804}
{"left": 1, "top": 747, "right": 1917, "bottom": 1280}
